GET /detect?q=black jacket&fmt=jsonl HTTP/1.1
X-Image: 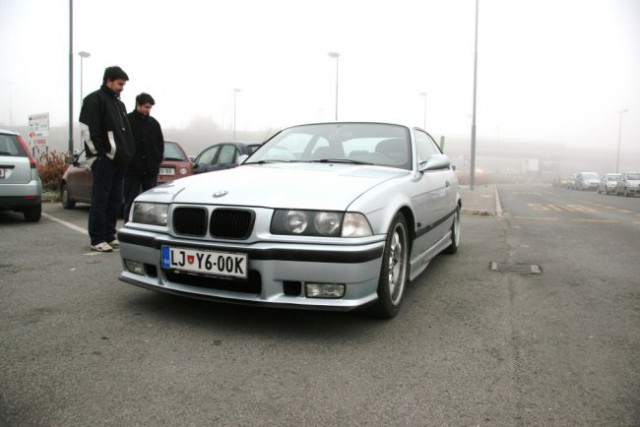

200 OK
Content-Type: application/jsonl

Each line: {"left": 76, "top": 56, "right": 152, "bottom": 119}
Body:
{"left": 126, "top": 110, "right": 165, "bottom": 176}
{"left": 79, "top": 85, "right": 135, "bottom": 165}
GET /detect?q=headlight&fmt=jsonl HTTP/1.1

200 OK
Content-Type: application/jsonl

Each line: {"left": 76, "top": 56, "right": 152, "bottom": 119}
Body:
{"left": 271, "top": 210, "right": 372, "bottom": 237}
{"left": 131, "top": 202, "right": 169, "bottom": 225}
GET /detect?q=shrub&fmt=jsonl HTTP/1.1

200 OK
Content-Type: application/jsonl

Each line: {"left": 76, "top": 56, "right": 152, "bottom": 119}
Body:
{"left": 37, "top": 150, "right": 69, "bottom": 192}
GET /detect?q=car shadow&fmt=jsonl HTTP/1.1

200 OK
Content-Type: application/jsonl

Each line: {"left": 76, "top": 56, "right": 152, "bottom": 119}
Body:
{"left": 0, "top": 210, "right": 32, "bottom": 224}
{"left": 119, "top": 285, "right": 408, "bottom": 342}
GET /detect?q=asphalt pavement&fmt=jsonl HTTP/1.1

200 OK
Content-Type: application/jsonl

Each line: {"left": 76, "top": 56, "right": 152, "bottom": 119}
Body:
{"left": 459, "top": 184, "right": 502, "bottom": 217}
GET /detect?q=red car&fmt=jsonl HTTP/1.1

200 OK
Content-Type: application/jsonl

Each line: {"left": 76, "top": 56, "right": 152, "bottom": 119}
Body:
{"left": 60, "top": 140, "right": 193, "bottom": 209}
{"left": 157, "top": 140, "right": 194, "bottom": 184}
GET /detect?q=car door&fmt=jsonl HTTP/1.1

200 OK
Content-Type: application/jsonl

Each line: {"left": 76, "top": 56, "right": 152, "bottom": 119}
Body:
{"left": 616, "top": 174, "right": 626, "bottom": 194}
{"left": 411, "top": 129, "right": 456, "bottom": 254}
{"left": 68, "top": 152, "right": 94, "bottom": 203}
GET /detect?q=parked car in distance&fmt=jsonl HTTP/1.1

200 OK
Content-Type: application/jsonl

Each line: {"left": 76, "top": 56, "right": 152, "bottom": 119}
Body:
{"left": 118, "top": 121, "right": 461, "bottom": 319}
{"left": 0, "top": 129, "right": 42, "bottom": 222}
{"left": 157, "top": 141, "right": 194, "bottom": 184}
{"left": 614, "top": 172, "right": 640, "bottom": 197}
{"left": 598, "top": 173, "right": 621, "bottom": 194}
{"left": 60, "top": 140, "right": 192, "bottom": 209}
{"left": 567, "top": 173, "right": 577, "bottom": 189}
{"left": 192, "top": 142, "right": 261, "bottom": 174}
{"left": 574, "top": 172, "right": 600, "bottom": 191}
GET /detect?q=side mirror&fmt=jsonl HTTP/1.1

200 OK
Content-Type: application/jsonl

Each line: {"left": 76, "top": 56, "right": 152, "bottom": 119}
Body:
{"left": 420, "top": 153, "right": 451, "bottom": 172}
{"left": 65, "top": 155, "right": 79, "bottom": 165}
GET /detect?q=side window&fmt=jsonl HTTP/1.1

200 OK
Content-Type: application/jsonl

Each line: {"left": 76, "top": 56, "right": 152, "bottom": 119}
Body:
{"left": 414, "top": 130, "right": 440, "bottom": 164}
{"left": 197, "top": 146, "right": 219, "bottom": 166}
{"left": 218, "top": 144, "right": 238, "bottom": 164}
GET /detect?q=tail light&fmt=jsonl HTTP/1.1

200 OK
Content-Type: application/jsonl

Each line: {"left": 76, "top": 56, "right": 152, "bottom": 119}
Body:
{"left": 17, "top": 135, "right": 37, "bottom": 168}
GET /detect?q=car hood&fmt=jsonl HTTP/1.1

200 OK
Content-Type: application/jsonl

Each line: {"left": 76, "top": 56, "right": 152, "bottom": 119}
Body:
{"left": 144, "top": 163, "right": 410, "bottom": 210}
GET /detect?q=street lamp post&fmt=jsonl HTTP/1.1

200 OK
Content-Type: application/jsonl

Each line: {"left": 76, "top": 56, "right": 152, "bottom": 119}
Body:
{"left": 78, "top": 51, "right": 91, "bottom": 106}
{"left": 419, "top": 92, "right": 427, "bottom": 129}
{"left": 328, "top": 52, "right": 340, "bottom": 120}
{"left": 616, "top": 108, "right": 628, "bottom": 173}
{"left": 233, "top": 88, "right": 241, "bottom": 141}
{"left": 470, "top": 0, "right": 479, "bottom": 190}
{"left": 68, "top": 0, "right": 74, "bottom": 154}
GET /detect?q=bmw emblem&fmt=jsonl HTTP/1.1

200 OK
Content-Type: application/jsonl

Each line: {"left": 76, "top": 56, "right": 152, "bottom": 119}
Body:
{"left": 213, "top": 191, "right": 229, "bottom": 198}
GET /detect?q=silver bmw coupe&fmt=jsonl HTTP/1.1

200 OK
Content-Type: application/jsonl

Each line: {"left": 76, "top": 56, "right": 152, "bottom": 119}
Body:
{"left": 118, "top": 122, "right": 461, "bottom": 318}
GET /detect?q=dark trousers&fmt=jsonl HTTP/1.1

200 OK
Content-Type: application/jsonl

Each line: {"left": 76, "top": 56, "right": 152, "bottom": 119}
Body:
{"left": 89, "top": 157, "right": 126, "bottom": 245}
{"left": 123, "top": 174, "right": 158, "bottom": 222}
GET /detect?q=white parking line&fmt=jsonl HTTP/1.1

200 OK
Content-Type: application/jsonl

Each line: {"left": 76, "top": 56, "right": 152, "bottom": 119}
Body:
{"left": 42, "top": 212, "right": 88, "bottom": 235}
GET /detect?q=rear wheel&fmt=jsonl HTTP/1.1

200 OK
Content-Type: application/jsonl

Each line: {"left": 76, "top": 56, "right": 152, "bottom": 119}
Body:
{"left": 61, "top": 184, "right": 76, "bottom": 209}
{"left": 23, "top": 204, "right": 41, "bottom": 222}
{"left": 368, "top": 213, "right": 409, "bottom": 319}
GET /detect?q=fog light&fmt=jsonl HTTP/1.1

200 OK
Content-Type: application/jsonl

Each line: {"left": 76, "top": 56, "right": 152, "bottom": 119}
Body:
{"left": 305, "top": 283, "right": 345, "bottom": 299}
{"left": 125, "top": 259, "right": 145, "bottom": 275}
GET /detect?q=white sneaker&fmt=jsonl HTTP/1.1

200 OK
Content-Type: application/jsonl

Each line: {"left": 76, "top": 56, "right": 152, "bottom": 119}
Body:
{"left": 91, "top": 242, "right": 114, "bottom": 252}
{"left": 108, "top": 239, "right": 120, "bottom": 249}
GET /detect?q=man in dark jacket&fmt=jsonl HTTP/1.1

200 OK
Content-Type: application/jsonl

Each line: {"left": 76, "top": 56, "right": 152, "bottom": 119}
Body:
{"left": 123, "top": 93, "right": 164, "bottom": 222}
{"left": 79, "top": 66, "right": 135, "bottom": 252}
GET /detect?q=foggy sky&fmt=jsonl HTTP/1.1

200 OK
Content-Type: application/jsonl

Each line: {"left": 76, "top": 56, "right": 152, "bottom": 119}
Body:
{"left": 1, "top": 0, "right": 639, "bottom": 170}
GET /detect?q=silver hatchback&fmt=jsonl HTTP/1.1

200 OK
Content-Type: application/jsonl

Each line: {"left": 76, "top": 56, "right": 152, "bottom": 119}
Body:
{"left": 0, "top": 129, "right": 42, "bottom": 222}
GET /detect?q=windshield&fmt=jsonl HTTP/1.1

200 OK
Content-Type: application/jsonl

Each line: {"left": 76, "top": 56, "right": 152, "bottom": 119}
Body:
{"left": 247, "top": 123, "right": 412, "bottom": 170}
{"left": 626, "top": 173, "right": 640, "bottom": 180}
{"left": 164, "top": 141, "right": 187, "bottom": 161}
{"left": 582, "top": 173, "right": 599, "bottom": 179}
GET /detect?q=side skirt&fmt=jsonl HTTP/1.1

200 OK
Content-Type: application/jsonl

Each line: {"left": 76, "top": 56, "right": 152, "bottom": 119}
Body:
{"left": 408, "top": 230, "right": 452, "bottom": 282}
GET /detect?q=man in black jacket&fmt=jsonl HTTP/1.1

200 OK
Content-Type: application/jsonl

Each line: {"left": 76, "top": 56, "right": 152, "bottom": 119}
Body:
{"left": 79, "top": 66, "right": 135, "bottom": 252}
{"left": 123, "top": 93, "right": 164, "bottom": 222}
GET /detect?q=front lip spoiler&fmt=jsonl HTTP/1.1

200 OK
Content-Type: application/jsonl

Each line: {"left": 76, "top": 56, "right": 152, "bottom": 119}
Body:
{"left": 119, "top": 273, "right": 367, "bottom": 312}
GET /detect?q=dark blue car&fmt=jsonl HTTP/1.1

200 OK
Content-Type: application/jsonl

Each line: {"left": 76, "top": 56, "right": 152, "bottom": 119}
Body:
{"left": 192, "top": 142, "right": 261, "bottom": 174}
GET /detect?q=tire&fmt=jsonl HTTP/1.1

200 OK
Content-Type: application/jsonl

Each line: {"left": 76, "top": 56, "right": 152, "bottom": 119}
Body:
{"left": 61, "top": 184, "right": 76, "bottom": 209}
{"left": 368, "top": 213, "right": 409, "bottom": 319}
{"left": 443, "top": 207, "right": 461, "bottom": 255}
{"left": 23, "top": 204, "right": 41, "bottom": 222}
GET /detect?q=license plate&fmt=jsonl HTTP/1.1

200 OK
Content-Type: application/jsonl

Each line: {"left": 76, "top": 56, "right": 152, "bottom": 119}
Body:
{"left": 162, "top": 246, "right": 248, "bottom": 279}
{"left": 159, "top": 167, "right": 174, "bottom": 176}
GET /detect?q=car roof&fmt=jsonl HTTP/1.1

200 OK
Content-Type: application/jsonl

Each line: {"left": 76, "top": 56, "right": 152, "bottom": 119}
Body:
{"left": 282, "top": 121, "right": 416, "bottom": 129}
{"left": 0, "top": 129, "right": 19, "bottom": 136}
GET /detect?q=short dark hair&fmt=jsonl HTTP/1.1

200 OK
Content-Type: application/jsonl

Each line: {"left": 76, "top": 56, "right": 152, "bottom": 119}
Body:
{"left": 136, "top": 93, "right": 155, "bottom": 106}
{"left": 102, "top": 66, "right": 129, "bottom": 85}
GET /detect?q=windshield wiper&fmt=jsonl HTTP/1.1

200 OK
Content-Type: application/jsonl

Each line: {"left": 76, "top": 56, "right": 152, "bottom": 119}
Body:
{"left": 246, "top": 160, "right": 295, "bottom": 165}
{"left": 309, "top": 158, "right": 373, "bottom": 165}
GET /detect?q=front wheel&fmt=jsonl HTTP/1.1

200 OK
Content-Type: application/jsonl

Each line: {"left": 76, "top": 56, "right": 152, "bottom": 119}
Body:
{"left": 443, "top": 207, "right": 461, "bottom": 255}
{"left": 61, "top": 184, "right": 76, "bottom": 209}
{"left": 368, "top": 213, "right": 409, "bottom": 319}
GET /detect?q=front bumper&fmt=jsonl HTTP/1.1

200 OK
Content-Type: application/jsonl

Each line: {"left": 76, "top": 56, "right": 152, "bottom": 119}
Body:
{"left": 117, "top": 227, "right": 386, "bottom": 311}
